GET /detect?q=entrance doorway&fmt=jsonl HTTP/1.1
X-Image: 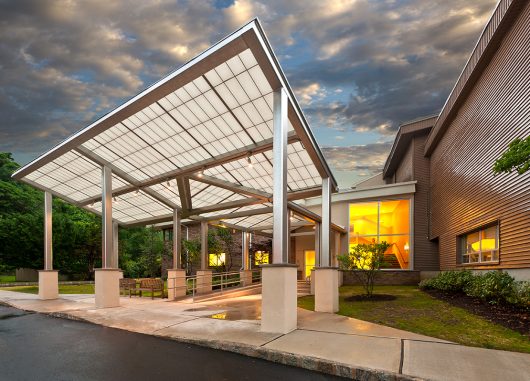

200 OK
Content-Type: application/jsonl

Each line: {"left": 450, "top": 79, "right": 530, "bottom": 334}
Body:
{"left": 304, "top": 250, "right": 315, "bottom": 279}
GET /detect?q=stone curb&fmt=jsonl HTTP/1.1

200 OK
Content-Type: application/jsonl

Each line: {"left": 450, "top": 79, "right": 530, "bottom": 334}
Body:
{"left": 43, "top": 309, "right": 425, "bottom": 381}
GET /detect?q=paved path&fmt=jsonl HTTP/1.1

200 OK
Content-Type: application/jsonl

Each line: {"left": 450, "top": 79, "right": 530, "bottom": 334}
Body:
{"left": 1, "top": 290, "right": 529, "bottom": 381}
{"left": 0, "top": 305, "right": 342, "bottom": 381}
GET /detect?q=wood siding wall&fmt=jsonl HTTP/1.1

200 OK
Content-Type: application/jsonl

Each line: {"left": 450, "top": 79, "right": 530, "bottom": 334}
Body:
{"left": 430, "top": 2, "right": 530, "bottom": 270}
{"left": 412, "top": 133, "right": 439, "bottom": 271}
{"left": 395, "top": 142, "right": 414, "bottom": 182}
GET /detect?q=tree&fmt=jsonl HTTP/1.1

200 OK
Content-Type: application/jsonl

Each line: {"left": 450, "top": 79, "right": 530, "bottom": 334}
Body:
{"left": 493, "top": 136, "right": 530, "bottom": 175}
{"left": 183, "top": 238, "right": 201, "bottom": 275}
{"left": 337, "top": 241, "right": 391, "bottom": 297}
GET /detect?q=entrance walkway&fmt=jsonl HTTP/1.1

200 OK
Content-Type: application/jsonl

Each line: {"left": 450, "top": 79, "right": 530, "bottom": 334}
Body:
{"left": 1, "top": 290, "right": 529, "bottom": 381}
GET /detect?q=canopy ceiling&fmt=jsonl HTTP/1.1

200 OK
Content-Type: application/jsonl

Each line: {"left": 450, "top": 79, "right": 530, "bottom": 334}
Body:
{"left": 12, "top": 19, "right": 337, "bottom": 234}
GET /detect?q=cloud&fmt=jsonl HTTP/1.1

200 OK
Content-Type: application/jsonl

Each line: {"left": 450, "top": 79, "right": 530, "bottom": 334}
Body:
{"left": 322, "top": 142, "right": 392, "bottom": 174}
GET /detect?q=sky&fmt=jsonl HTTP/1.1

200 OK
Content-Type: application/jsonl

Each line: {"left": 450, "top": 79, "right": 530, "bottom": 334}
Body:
{"left": 0, "top": 0, "right": 498, "bottom": 188}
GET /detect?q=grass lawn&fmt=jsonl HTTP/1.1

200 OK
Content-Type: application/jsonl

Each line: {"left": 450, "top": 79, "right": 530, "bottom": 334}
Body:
{"left": 0, "top": 284, "right": 95, "bottom": 294}
{"left": 298, "top": 285, "right": 530, "bottom": 354}
{"left": 0, "top": 275, "right": 16, "bottom": 283}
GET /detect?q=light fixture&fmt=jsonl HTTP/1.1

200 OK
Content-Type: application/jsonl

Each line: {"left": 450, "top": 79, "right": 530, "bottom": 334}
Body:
{"left": 134, "top": 189, "right": 140, "bottom": 196}
{"left": 90, "top": 201, "right": 95, "bottom": 207}
{"left": 247, "top": 154, "right": 253, "bottom": 168}
{"left": 404, "top": 242, "right": 410, "bottom": 251}
{"left": 198, "top": 168, "right": 204, "bottom": 178}
{"left": 113, "top": 196, "right": 118, "bottom": 203}
{"left": 166, "top": 179, "right": 171, "bottom": 188}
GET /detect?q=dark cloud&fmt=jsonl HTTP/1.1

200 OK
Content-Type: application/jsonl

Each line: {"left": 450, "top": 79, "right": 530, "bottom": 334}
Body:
{"left": 0, "top": 0, "right": 498, "bottom": 187}
{"left": 322, "top": 142, "right": 392, "bottom": 176}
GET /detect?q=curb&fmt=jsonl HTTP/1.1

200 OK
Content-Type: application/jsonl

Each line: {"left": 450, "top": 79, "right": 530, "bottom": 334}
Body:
{"left": 44, "top": 309, "right": 423, "bottom": 381}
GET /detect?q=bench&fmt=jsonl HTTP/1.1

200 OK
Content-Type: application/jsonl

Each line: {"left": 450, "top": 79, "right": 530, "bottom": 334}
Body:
{"left": 130, "top": 278, "right": 165, "bottom": 299}
{"left": 119, "top": 278, "right": 136, "bottom": 296}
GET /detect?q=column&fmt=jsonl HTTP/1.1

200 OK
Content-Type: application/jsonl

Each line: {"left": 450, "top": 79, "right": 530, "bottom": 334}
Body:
{"left": 168, "top": 210, "right": 186, "bottom": 299}
{"left": 240, "top": 231, "right": 252, "bottom": 286}
{"left": 310, "top": 222, "right": 321, "bottom": 295}
{"left": 314, "top": 177, "right": 339, "bottom": 313}
{"left": 38, "top": 191, "right": 58, "bottom": 300}
{"left": 196, "top": 221, "right": 212, "bottom": 294}
{"left": 95, "top": 166, "right": 120, "bottom": 308}
{"left": 261, "top": 87, "right": 297, "bottom": 334}
{"left": 335, "top": 231, "right": 343, "bottom": 286}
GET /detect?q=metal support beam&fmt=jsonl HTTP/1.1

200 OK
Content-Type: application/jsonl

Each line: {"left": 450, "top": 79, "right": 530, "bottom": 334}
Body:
{"left": 185, "top": 197, "right": 264, "bottom": 217}
{"left": 102, "top": 166, "right": 114, "bottom": 268}
{"left": 315, "top": 222, "right": 321, "bottom": 267}
{"left": 112, "top": 221, "right": 119, "bottom": 269}
{"left": 321, "top": 177, "right": 331, "bottom": 267}
{"left": 44, "top": 192, "right": 53, "bottom": 270}
{"left": 189, "top": 174, "right": 272, "bottom": 201}
{"left": 272, "top": 87, "right": 289, "bottom": 264}
{"left": 173, "top": 210, "right": 182, "bottom": 269}
{"left": 242, "top": 231, "right": 250, "bottom": 270}
{"left": 200, "top": 221, "right": 208, "bottom": 270}
{"left": 177, "top": 178, "right": 192, "bottom": 211}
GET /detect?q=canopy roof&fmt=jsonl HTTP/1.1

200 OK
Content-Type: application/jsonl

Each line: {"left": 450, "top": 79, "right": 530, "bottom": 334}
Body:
{"left": 12, "top": 19, "right": 337, "bottom": 233}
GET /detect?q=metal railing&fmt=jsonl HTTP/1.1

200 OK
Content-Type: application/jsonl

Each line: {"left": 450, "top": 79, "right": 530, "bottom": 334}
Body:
{"left": 167, "top": 269, "right": 262, "bottom": 300}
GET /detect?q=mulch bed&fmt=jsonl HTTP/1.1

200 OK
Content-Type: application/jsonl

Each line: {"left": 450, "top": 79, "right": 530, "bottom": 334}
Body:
{"left": 425, "top": 289, "right": 530, "bottom": 337}
{"left": 345, "top": 294, "right": 397, "bottom": 302}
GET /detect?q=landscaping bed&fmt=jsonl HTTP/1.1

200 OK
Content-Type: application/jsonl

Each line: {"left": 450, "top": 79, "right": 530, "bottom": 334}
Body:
{"left": 425, "top": 289, "right": 529, "bottom": 337}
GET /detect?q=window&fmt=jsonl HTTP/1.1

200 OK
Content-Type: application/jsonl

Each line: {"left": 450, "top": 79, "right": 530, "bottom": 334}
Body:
{"left": 349, "top": 199, "right": 411, "bottom": 269}
{"left": 209, "top": 253, "right": 225, "bottom": 267}
{"left": 460, "top": 224, "right": 499, "bottom": 264}
{"left": 254, "top": 251, "right": 269, "bottom": 265}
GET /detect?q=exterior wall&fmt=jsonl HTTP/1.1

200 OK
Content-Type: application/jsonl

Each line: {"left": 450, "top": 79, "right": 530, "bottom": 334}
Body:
{"left": 354, "top": 172, "right": 385, "bottom": 189}
{"left": 412, "top": 133, "right": 439, "bottom": 271}
{"left": 430, "top": 1, "right": 530, "bottom": 271}
{"left": 395, "top": 142, "right": 414, "bottom": 182}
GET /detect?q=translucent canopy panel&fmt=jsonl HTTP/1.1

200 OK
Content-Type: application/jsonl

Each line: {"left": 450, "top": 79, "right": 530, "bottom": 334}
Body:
{"left": 13, "top": 20, "right": 336, "bottom": 226}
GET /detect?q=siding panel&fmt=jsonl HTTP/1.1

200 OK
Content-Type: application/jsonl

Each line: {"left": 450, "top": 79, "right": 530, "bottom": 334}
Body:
{"left": 430, "top": 2, "right": 530, "bottom": 270}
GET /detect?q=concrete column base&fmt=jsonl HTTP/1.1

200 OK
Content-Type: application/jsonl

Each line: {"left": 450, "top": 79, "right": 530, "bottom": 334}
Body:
{"left": 310, "top": 268, "right": 316, "bottom": 295}
{"left": 38, "top": 270, "right": 58, "bottom": 300}
{"left": 261, "top": 264, "right": 297, "bottom": 334}
{"left": 338, "top": 270, "right": 344, "bottom": 287}
{"left": 167, "top": 269, "right": 187, "bottom": 300}
{"left": 314, "top": 267, "right": 339, "bottom": 313}
{"left": 196, "top": 270, "right": 213, "bottom": 294}
{"left": 95, "top": 269, "right": 121, "bottom": 308}
{"left": 240, "top": 269, "right": 253, "bottom": 287}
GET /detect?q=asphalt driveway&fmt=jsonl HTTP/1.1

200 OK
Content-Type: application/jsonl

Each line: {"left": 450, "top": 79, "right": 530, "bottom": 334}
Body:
{"left": 0, "top": 305, "right": 343, "bottom": 381}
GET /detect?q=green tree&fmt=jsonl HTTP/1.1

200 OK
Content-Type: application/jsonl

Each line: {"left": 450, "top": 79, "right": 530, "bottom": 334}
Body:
{"left": 338, "top": 241, "right": 391, "bottom": 297}
{"left": 493, "top": 136, "right": 530, "bottom": 175}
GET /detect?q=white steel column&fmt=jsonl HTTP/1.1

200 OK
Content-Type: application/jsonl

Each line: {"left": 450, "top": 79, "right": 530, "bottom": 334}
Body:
{"left": 102, "top": 166, "right": 113, "bottom": 268}
{"left": 262, "top": 87, "right": 297, "bottom": 334}
{"left": 168, "top": 209, "right": 186, "bottom": 299}
{"left": 95, "top": 165, "right": 120, "bottom": 308}
{"left": 272, "top": 87, "right": 289, "bottom": 264}
{"left": 315, "top": 176, "right": 338, "bottom": 312}
{"left": 173, "top": 209, "right": 182, "bottom": 269}
{"left": 197, "top": 221, "right": 212, "bottom": 294}
{"left": 320, "top": 177, "right": 331, "bottom": 267}
{"left": 240, "top": 231, "right": 252, "bottom": 286}
{"left": 112, "top": 221, "right": 119, "bottom": 269}
{"left": 44, "top": 192, "right": 53, "bottom": 270}
{"left": 39, "top": 191, "right": 58, "bottom": 300}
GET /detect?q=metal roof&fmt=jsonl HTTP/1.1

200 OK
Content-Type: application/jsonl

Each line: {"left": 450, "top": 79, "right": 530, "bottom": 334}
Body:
{"left": 12, "top": 19, "right": 336, "bottom": 232}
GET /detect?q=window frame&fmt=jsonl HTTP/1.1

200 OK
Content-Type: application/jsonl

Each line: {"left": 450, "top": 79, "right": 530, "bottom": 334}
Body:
{"left": 348, "top": 198, "right": 413, "bottom": 270}
{"left": 459, "top": 223, "right": 500, "bottom": 266}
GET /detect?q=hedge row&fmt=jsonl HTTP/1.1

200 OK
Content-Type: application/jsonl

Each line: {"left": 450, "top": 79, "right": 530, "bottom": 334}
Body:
{"left": 419, "top": 270, "right": 530, "bottom": 308}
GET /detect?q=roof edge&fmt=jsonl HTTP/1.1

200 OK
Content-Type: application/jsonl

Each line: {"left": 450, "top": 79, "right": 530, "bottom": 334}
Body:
{"left": 383, "top": 115, "right": 438, "bottom": 178}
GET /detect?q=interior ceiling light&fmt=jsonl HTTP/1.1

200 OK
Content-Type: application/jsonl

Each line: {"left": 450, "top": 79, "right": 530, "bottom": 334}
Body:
{"left": 247, "top": 154, "right": 253, "bottom": 168}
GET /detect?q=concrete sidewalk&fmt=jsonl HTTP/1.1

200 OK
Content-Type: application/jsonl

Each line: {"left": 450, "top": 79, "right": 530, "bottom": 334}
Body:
{"left": 1, "top": 290, "right": 529, "bottom": 381}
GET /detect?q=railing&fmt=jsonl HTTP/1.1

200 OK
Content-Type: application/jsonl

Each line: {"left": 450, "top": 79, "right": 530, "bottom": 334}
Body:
{"left": 167, "top": 269, "right": 262, "bottom": 300}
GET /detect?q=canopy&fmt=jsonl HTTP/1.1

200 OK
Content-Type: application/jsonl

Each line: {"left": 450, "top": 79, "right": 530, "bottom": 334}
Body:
{"left": 12, "top": 19, "right": 337, "bottom": 234}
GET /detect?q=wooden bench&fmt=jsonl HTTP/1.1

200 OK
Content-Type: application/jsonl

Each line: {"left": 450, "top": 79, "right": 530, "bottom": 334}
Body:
{"left": 119, "top": 278, "right": 136, "bottom": 296}
{"left": 130, "top": 278, "right": 165, "bottom": 299}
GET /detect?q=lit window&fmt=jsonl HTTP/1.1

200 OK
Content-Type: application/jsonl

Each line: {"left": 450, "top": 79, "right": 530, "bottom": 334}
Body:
{"left": 209, "top": 253, "right": 225, "bottom": 267}
{"left": 254, "top": 251, "right": 269, "bottom": 265}
{"left": 461, "top": 224, "right": 499, "bottom": 264}
{"left": 349, "top": 199, "right": 411, "bottom": 269}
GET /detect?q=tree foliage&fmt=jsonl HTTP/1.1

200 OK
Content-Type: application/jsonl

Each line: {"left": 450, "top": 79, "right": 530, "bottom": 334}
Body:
{"left": 338, "top": 241, "right": 391, "bottom": 297}
{"left": 493, "top": 136, "right": 530, "bottom": 175}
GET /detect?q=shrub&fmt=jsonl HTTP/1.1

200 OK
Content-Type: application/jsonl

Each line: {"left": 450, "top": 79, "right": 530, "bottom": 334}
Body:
{"left": 419, "top": 270, "right": 474, "bottom": 292}
{"left": 508, "top": 281, "right": 530, "bottom": 309}
{"left": 464, "top": 271, "right": 515, "bottom": 304}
